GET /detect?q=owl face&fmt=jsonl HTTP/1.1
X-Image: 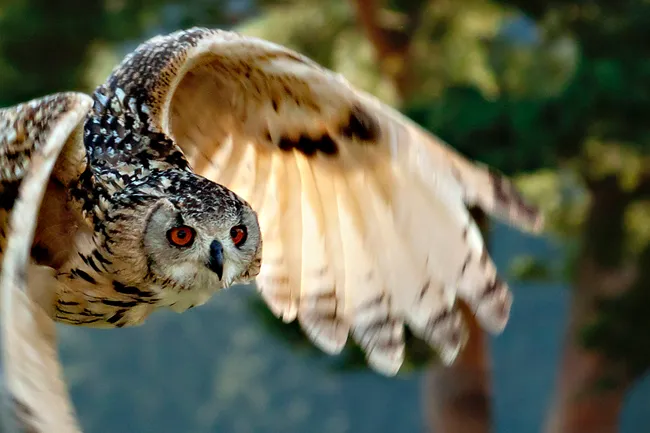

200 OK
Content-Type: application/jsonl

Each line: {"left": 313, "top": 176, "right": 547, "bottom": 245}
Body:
{"left": 104, "top": 169, "right": 262, "bottom": 293}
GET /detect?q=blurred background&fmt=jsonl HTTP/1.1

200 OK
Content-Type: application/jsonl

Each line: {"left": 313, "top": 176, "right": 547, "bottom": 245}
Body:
{"left": 1, "top": 0, "right": 650, "bottom": 432}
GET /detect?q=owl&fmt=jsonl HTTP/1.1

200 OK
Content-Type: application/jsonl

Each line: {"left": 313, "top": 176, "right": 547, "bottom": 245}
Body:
{"left": 0, "top": 28, "right": 543, "bottom": 432}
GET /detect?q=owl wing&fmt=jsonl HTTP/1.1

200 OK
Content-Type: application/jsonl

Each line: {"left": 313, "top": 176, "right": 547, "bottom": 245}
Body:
{"left": 0, "top": 93, "right": 91, "bottom": 432}
{"left": 97, "top": 28, "right": 543, "bottom": 375}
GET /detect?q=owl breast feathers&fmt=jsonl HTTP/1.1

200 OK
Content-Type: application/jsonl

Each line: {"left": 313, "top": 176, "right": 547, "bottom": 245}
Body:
{"left": 0, "top": 27, "right": 543, "bottom": 433}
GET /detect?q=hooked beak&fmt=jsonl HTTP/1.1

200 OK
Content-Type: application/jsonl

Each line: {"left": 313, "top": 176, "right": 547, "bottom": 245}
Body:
{"left": 208, "top": 240, "right": 224, "bottom": 280}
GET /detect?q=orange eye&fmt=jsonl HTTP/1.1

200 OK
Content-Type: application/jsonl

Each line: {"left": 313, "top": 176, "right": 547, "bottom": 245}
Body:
{"left": 230, "top": 225, "right": 247, "bottom": 247}
{"left": 167, "top": 226, "right": 195, "bottom": 248}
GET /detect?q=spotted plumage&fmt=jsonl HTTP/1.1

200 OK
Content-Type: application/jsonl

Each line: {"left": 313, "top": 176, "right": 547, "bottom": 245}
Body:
{"left": 0, "top": 27, "right": 543, "bottom": 432}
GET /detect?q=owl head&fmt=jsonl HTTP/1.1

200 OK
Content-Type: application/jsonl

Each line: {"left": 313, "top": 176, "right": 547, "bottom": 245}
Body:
{"left": 101, "top": 169, "right": 262, "bottom": 295}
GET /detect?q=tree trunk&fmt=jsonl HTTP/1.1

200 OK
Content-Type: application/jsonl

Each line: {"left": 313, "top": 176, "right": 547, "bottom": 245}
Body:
{"left": 424, "top": 309, "right": 493, "bottom": 433}
{"left": 543, "top": 177, "right": 638, "bottom": 433}
{"left": 543, "top": 261, "right": 632, "bottom": 433}
{"left": 423, "top": 209, "right": 493, "bottom": 433}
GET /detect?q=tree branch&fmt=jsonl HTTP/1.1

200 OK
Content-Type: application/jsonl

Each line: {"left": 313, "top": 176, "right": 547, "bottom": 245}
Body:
{"left": 350, "top": 0, "right": 427, "bottom": 101}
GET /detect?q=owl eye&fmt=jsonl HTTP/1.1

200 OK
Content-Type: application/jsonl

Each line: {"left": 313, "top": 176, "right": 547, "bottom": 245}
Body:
{"left": 167, "top": 226, "right": 196, "bottom": 248}
{"left": 230, "top": 225, "right": 247, "bottom": 247}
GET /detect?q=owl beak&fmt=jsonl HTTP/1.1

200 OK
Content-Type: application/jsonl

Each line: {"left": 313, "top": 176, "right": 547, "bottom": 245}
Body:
{"left": 208, "top": 240, "right": 224, "bottom": 280}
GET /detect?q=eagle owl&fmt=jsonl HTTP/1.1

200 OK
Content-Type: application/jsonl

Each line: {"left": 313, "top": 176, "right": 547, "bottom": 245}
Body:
{"left": 0, "top": 28, "right": 543, "bottom": 432}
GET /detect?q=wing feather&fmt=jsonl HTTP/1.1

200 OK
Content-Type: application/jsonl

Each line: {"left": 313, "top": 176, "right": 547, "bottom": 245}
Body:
{"left": 345, "top": 164, "right": 410, "bottom": 374}
{"left": 256, "top": 151, "right": 298, "bottom": 320}
{"left": 0, "top": 92, "right": 90, "bottom": 433}
{"left": 278, "top": 152, "right": 304, "bottom": 319}
{"left": 392, "top": 170, "right": 471, "bottom": 362}
{"left": 101, "top": 28, "right": 544, "bottom": 375}
{"left": 294, "top": 153, "right": 349, "bottom": 354}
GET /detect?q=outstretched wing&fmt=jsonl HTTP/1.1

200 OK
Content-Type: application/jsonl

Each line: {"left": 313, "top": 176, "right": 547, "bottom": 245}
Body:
{"left": 92, "top": 28, "right": 543, "bottom": 375}
{"left": 0, "top": 93, "right": 91, "bottom": 433}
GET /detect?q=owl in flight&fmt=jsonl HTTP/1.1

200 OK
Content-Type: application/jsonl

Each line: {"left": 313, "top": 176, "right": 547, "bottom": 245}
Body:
{"left": 0, "top": 28, "right": 542, "bottom": 432}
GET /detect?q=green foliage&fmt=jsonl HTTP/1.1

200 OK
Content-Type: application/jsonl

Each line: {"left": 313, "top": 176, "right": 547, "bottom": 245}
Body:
{"left": 625, "top": 201, "right": 650, "bottom": 255}
{"left": 238, "top": 1, "right": 354, "bottom": 69}
{"left": 509, "top": 255, "right": 557, "bottom": 283}
{"left": 0, "top": 0, "right": 243, "bottom": 106}
{"left": 236, "top": 0, "right": 579, "bottom": 105}
{"left": 514, "top": 169, "right": 589, "bottom": 239}
{"left": 0, "top": 0, "right": 103, "bottom": 104}
{"left": 405, "top": 88, "right": 559, "bottom": 174}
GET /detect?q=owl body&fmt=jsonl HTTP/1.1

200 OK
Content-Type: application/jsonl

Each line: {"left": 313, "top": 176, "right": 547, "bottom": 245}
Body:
{"left": 1, "top": 27, "right": 544, "bottom": 433}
